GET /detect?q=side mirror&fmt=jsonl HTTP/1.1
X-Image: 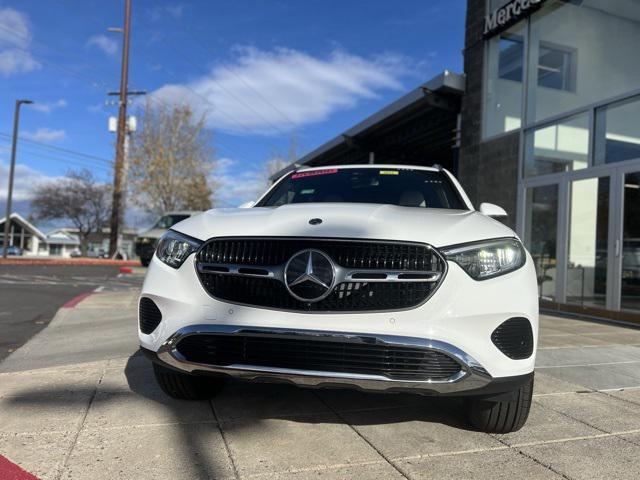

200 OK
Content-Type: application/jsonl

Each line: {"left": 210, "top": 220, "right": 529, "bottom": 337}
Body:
{"left": 479, "top": 202, "right": 507, "bottom": 218}
{"left": 238, "top": 201, "right": 255, "bottom": 208}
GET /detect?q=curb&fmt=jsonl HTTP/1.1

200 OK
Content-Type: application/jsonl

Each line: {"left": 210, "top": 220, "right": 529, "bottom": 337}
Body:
{"left": 0, "top": 455, "right": 39, "bottom": 480}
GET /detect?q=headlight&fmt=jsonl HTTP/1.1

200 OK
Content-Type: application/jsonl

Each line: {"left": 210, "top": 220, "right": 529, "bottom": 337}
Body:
{"left": 155, "top": 230, "right": 202, "bottom": 268}
{"left": 441, "top": 238, "right": 526, "bottom": 280}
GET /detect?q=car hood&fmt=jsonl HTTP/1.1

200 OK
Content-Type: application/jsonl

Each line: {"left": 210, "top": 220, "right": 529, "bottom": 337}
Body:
{"left": 172, "top": 203, "right": 516, "bottom": 248}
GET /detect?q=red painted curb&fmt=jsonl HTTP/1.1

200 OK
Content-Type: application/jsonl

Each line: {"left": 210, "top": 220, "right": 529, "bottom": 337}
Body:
{"left": 61, "top": 292, "right": 94, "bottom": 309}
{"left": 0, "top": 455, "right": 39, "bottom": 480}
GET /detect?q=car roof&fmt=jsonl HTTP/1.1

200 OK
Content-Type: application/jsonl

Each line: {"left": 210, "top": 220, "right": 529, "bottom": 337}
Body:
{"left": 294, "top": 164, "right": 441, "bottom": 174}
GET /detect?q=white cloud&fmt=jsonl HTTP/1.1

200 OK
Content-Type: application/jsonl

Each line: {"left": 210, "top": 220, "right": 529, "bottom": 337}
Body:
{"left": 149, "top": 3, "right": 185, "bottom": 22}
{"left": 31, "top": 99, "right": 67, "bottom": 114}
{"left": 0, "top": 161, "right": 63, "bottom": 202}
{"left": 86, "top": 34, "right": 118, "bottom": 56}
{"left": 87, "top": 102, "right": 105, "bottom": 114}
{"left": 150, "top": 47, "right": 411, "bottom": 135}
{"left": 212, "top": 157, "right": 269, "bottom": 207}
{"left": 22, "top": 128, "right": 66, "bottom": 143}
{"left": 0, "top": 7, "right": 40, "bottom": 76}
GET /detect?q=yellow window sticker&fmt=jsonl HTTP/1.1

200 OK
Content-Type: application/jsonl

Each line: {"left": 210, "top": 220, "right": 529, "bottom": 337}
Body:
{"left": 379, "top": 170, "right": 399, "bottom": 175}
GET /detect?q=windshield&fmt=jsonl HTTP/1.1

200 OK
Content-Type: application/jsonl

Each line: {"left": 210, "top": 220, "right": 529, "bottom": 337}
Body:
{"left": 257, "top": 168, "right": 467, "bottom": 210}
{"left": 154, "top": 214, "right": 190, "bottom": 229}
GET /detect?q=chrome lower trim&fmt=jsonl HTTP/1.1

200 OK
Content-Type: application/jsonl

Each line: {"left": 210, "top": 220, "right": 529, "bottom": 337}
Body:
{"left": 156, "top": 325, "right": 493, "bottom": 394}
{"left": 197, "top": 263, "right": 442, "bottom": 284}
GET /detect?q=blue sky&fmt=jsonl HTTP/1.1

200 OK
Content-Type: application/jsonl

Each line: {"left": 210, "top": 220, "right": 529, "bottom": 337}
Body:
{"left": 0, "top": 0, "right": 465, "bottom": 226}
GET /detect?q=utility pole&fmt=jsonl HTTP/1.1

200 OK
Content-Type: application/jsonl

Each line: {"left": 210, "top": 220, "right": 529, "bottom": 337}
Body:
{"left": 108, "top": 0, "right": 132, "bottom": 257}
{"left": 2, "top": 99, "right": 33, "bottom": 259}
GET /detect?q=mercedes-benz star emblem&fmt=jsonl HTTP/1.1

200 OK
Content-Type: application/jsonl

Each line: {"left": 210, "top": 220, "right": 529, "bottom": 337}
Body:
{"left": 284, "top": 249, "right": 336, "bottom": 302}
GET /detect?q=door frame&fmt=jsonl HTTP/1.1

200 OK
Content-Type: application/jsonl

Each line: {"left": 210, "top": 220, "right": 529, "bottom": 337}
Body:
{"left": 518, "top": 158, "right": 640, "bottom": 313}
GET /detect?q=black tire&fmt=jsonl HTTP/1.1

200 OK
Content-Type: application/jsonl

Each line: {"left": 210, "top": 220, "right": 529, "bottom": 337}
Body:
{"left": 153, "top": 363, "right": 225, "bottom": 400}
{"left": 467, "top": 374, "right": 534, "bottom": 433}
{"left": 140, "top": 257, "right": 151, "bottom": 267}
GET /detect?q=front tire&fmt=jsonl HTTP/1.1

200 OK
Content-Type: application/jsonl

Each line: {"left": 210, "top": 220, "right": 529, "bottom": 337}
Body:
{"left": 153, "top": 363, "right": 225, "bottom": 400}
{"left": 467, "top": 374, "right": 533, "bottom": 433}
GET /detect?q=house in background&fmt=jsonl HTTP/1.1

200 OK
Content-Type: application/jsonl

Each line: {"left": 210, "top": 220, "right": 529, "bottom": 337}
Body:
{"left": 0, "top": 213, "right": 46, "bottom": 256}
{"left": 44, "top": 230, "right": 81, "bottom": 258}
{"left": 0, "top": 212, "right": 137, "bottom": 258}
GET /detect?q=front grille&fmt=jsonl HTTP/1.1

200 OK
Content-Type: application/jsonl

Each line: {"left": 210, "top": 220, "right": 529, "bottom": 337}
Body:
{"left": 195, "top": 238, "right": 445, "bottom": 312}
{"left": 198, "top": 238, "right": 440, "bottom": 269}
{"left": 176, "top": 333, "right": 462, "bottom": 381}
{"left": 139, "top": 297, "right": 162, "bottom": 334}
{"left": 491, "top": 317, "right": 534, "bottom": 360}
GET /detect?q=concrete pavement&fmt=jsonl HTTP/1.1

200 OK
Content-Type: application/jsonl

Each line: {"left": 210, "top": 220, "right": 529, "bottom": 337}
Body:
{"left": 2, "top": 277, "right": 640, "bottom": 479}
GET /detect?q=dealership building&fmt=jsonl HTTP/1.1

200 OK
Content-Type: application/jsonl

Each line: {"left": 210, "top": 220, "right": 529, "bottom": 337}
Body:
{"left": 274, "top": 0, "right": 640, "bottom": 324}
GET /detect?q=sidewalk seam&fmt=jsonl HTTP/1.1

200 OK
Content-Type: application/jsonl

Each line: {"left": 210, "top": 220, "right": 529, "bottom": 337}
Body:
{"left": 312, "top": 391, "right": 412, "bottom": 480}
{"left": 210, "top": 399, "right": 241, "bottom": 479}
{"left": 55, "top": 365, "right": 106, "bottom": 480}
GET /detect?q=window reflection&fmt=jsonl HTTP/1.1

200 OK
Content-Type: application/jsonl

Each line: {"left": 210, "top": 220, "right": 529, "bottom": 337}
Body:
{"left": 528, "top": 0, "right": 640, "bottom": 122}
{"left": 622, "top": 172, "right": 640, "bottom": 312}
{"left": 595, "top": 96, "right": 640, "bottom": 165}
{"left": 566, "top": 177, "right": 609, "bottom": 308}
{"left": 524, "top": 185, "right": 558, "bottom": 301}
{"left": 524, "top": 113, "right": 589, "bottom": 177}
{"left": 484, "top": 24, "right": 525, "bottom": 138}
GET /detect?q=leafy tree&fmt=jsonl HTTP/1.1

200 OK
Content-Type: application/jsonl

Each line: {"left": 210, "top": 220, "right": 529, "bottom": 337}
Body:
{"left": 128, "top": 102, "right": 216, "bottom": 215}
{"left": 31, "top": 169, "right": 110, "bottom": 255}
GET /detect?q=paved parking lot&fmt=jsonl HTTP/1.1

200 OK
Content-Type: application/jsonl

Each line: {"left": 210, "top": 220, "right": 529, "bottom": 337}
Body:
{"left": 2, "top": 278, "right": 640, "bottom": 479}
{"left": 0, "top": 265, "right": 133, "bottom": 361}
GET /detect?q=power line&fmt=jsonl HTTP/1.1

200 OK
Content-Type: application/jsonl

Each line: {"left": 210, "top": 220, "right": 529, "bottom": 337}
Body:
{"left": 0, "top": 139, "right": 113, "bottom": 173}
{"left": 0, "top": 23, "right": 110, "bottom": 89}
{"left": 50, "top": 0, "right": 281, "bottom": 164}
{"left": 0, "top": 133, "right": 113, "bottom": 165}
{"left": 186, "top": 32, "right": 299, "bottom": 131}
{"left": 161, "top": 42, "right": 291, "bottom": 137}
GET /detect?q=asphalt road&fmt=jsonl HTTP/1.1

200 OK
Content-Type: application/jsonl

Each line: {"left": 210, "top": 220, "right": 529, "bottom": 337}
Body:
{"left": 0, "top": 265, "right": 123, "bottom": 361}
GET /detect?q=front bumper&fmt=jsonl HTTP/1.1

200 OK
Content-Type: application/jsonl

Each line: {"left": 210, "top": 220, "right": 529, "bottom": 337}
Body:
{"left": 142, "top": 324, "right": 533, "bottom": 396}
{"left": 139, "top": 248, "right": 539, "bottom": 388}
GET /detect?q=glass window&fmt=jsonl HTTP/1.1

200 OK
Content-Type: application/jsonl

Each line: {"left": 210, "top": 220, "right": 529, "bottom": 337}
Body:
{"left": 258, "top": 168, "right": 468, "bottom": 210}
{"left": 527, "top": 0, "right": 640, "bottom": 123}
{"left": 524, "top": 184, "right": 559, "bottom": 301}
{"left": 538, "top": 43, "right": 575, "bottom": 92}
{"left": 498, "top": 35, "right": 524, "bottom": 82}
{"left": 566, "top": 177, "right": 609, "bottom": 308}
{"left": 595, "top": 96, "right": 640, "bottom": 165}
{"left": 524, "top": 113, "right": 589, "bottom": 177}
{"left": 483, "top": 24, "right": 525, "bottom": 138}
{"left": 621, "top": 172, "right": 640, "bottom": 313}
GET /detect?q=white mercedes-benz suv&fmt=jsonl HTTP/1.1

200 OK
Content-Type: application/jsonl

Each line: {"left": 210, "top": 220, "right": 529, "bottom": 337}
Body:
{"left": 139, "top": 165, "right": 538, "bottom": 433}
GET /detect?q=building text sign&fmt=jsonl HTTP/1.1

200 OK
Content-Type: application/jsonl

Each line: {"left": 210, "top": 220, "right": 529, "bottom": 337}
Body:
{"left": 484, "top": 0, "right": 547, "bottom": 37}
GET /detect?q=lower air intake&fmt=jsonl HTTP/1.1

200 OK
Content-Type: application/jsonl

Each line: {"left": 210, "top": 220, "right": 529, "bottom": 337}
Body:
{"left": 491, "top": 317, "right": 534, "bottom": 360}
{"left": 175, "top": 333, "right": 463, "bottom": 381}
{"left": 139, "top": 297, "right": 162, "bottom": 334}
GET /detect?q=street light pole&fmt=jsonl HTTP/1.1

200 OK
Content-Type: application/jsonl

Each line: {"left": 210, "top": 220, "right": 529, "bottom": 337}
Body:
{"left": 2, "top": 99, "right": 33, "bottom": 259}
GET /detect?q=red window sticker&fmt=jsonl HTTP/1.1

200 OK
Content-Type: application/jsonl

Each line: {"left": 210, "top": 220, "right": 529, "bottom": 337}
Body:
{"left": 291, "top": 169, "right": 338, "bottom": 179}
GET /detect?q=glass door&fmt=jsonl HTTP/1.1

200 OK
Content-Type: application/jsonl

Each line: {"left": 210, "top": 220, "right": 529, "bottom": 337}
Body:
{"left": 565, "top": 176, "right": 610, "bottom": 308}
{"left": 619, "top": 170, "right": 640, "bottom": 313}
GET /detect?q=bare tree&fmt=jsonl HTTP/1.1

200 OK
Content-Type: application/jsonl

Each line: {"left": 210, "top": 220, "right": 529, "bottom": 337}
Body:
{"left": 128, "top": 102, "right": 216, "bottom": 215}
{"left": 31, "top": 170, "right": 110, "bottom": 255}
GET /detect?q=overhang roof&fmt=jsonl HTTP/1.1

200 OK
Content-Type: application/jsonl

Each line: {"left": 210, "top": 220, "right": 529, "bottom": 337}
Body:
{"left": 271, "top": 70, "right": 465, "bottom": 181}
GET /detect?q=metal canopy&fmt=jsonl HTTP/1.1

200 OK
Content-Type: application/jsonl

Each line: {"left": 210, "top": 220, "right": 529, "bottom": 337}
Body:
{"left": 271, "top": 70, "right": 465, "bottom": 181}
